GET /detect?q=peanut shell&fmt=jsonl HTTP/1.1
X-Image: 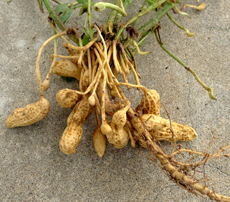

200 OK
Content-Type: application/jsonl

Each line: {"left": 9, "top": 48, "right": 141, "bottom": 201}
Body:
{"left": 6, "top": 96, "right": 50, "bottom": 128}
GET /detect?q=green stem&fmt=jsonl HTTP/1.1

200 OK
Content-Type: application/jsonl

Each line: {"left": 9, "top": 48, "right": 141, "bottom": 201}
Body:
{"left": 154, "top": 30, "right": 216, "bottom": 100}
{"left": 88, "top": 0, "right": 93, "bottom": 40}
{"left": 124, "top": 0, "right": 183, "bottom": 50}
{"left": 113, "top": 0, "right": 135, "bottom": 25}
{"left": 115, "top": 0, "right": 166, "bottom": 40}
{"left": 42, "top": 0, "right": 79, "bottom": 44}
{"left": 42, "top": 0, "right": 66, "bottom": 31}
{"left": 138, "top": 0, "right": 183, "bottom": 35}
{"left": 107, "top": 0, "right": 120, "bottom": 29}
{"left": 52, "top": 0, "right": 63, "bottom": 4}
{"left": 37, "top": 0, "right": 44, "bottom": 12}
{"left": 166, "top": 12, "right": 195, "bottom": 37}
{"left": 94, "top": 2, "right": 127, "bottom": 17}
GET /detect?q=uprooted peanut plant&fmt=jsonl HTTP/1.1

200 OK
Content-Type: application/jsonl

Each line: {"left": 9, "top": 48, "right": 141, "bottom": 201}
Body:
{"left": 6, "top": 0, "right": 230, "bottom": 201}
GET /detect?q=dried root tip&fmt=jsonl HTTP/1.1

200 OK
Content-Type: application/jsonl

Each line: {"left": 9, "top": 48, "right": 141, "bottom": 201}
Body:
{"left": 42, "top": 79, "right": 49, "bottom": 91}
{"left": 93, "top": 127, "right": 106, "bottom": 158}
{"left": 184, "top": 3, "right": 205, "bottom": 11}
{"left": 56, "top": 88, "right": 80, "bottom": 108}
{"left": 107, "top": 127, "right": 129, "bottom": 149}
{"left": 59, "top": 123, "right": 83, "bottom": 155}
{"left": 88, "top": 95, "right": 96, "bottom": 106}
{"left": 6, "top": 96, "right": 50, "bottom": 128}
{"left": 52, "top": 59, "right": 82, "bottom": 80}
{"left": 140, "top": 114, "right": 197, "bottom": 142}
{"left": 186, "top": 29, "right": 195, "bottom": 37}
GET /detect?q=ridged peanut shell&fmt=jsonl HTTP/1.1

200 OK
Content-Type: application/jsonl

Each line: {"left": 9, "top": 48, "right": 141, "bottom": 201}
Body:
{"left": 52, "top": 59, "right": 81, "bottom": 80}
{"left": 6, "top": 96, "right": 50, "bottom": 128}
{"left": 56, "top": 88, "right": 80, "bottom": 108}
{"left": 140, "top": 89, "right": 160, "bottom": 116}
{"left": 93, "top": 128, "right": 107, "bottom": 158}
{"left": 59, "top": 123, "right": 83, "bottom": 155}
{"left": 110, "top": 104, "right": 130, "bottom": 129}
{"left": 67, "top": 98, "right": 94, "bottom": 125}
{"left": 107, "top": 127, "right": 129, "bottom": 149}
{"left": 140, "top": 114, "right": 197, "bottom": 142}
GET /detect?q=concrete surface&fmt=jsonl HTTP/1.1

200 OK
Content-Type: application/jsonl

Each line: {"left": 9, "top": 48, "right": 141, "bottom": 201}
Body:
{"left": 1, "top": 0, "right": 230, "bottom": 201}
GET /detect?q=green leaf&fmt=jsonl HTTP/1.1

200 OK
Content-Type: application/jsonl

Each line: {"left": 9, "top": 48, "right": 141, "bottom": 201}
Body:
{"left": 54, "top": 3, "right": 74, "bottom": 23}
{"left": 146, "top": 0, "right": 158, "bottom": 6}
{"left": 61, "top": 76, "right": 76, "bottom": 82}
{"left": 82, "top": 34, "right": 90, "bottom": 46}
{"left": 79, "top": 5, "right": 88, "bottom": 15}
{"left": 76, "top": 0, "right": 88, "bottom": 4}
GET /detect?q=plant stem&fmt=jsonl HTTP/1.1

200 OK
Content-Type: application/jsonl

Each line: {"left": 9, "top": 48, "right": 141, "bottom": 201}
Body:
{"left": 107, "top": 0, "right": 120, "bottom": 30}
{"left": 113, "top": 0, "right": 135, "bottom": 25}
{"left": 37, "top": 0, "right": 44, "bottom": 12}
{"left": 138, "top": 0, "right": 183, "bottom": 35}
{"left": 88, "top": 0, "right": 93, "bottom": 40}
{"left": 166, "top": 12, "right": 195, "bottom": 37}
{"left": 94, "top": 2, "right": 127, "bottom": 17}
{"left": 154, "top": 30, "right": 216, "bottom": 100}
{"left": 115, "top": 0, "right": 166, "bottom": 40}
{"left": 42, "top": 0, "right": 79, "bottom": 44}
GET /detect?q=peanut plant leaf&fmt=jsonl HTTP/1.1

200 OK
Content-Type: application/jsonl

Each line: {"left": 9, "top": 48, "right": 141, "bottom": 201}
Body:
{"left": 54, "top": 3, "right": 74, "bottom": 23}
{"left": 146, "top": 0, "right": 158, "bottom": 6}
{"left": 79, "top": 5, "right": 88, "bottom": 15}
{"left": 82, "top": 34, "right": 90, "bottom": 46}
{"left": 61, "top": 76, "right": 76, "bottom": 82}
{"left": 76, "top": 0, "right": 88, "bottom": 4}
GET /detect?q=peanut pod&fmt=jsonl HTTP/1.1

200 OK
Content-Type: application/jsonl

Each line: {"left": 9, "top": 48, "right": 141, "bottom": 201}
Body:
{"left": 52, "top": 59, "right": 82, "bottom": 80}
{"left": 6, "top": 96, "right": 50, "bottom": 128}
{"left": 106, "top": 126, "right": 129, "bottom": 149}
{"left": 136, "top": 89, "right": 160, "bottom": 116}
{"left": 59, "top": 123, "right": 83, "bottom": 155}
{"left": 56, "top": 88, "right": 80, "bottom": 108}
{"left": 93, "top": 127, "right": 107, "bottom": 158}
{"left": 140, "top": 114, "right": 197, "bottom": 142}
{"left": 60, "top": 98, "right": 94, "bottom": 154}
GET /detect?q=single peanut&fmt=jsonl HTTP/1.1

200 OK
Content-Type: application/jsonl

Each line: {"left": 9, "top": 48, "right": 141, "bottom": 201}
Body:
{"left": 56, "top": 88, "right": 80, "bottom": 108}
{"left": 93, "top": 127, "right": 107, "bottom": 158}
{"left": 6, "top": 96, "right": 50, "bottom": 128}
{"left": 59, "top": 123, "right": 83, "bottom": 154}
{"left": 52, "top": 59, "right": 81, "bottom": 80}
{"left": 137, "top": 89, "right": 160, "bottom": 116}
{"left": 140, "top": 114, "right": 197, "bottom": 142}
{"left": 106, "top": 126, "right": 129, "bottom": 149}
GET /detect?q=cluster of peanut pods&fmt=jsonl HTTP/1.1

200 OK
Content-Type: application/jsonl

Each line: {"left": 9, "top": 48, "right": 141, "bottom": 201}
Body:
{"left": 6, "top": 28, "right": 197, "bottom": 157}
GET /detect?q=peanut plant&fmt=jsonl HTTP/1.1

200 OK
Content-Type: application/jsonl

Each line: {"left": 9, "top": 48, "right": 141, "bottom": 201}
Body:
{"left": 6, "top": 0, "right": 230, "bottom": 201}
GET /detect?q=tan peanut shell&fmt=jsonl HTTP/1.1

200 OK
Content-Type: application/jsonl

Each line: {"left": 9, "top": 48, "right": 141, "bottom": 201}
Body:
{"left": 106, "top": 127, "right": 129, "bottom": 149}
{"left": 59, "top": 123, "right": 83, "bottom": 154}
{"left": 110, "top": 104, "right": 130, "bottom": 129}
{"left": 6, "top": 96, "right": 50, "bottom": 128}
{"left": 56, "top": 88, "right": 80, "bottom": 108}
{"left": 93, "top": 127, "right": 107, "bottom": 158}
{"left": 137, "top": 89, "right": 160, "bottom": 116}
{"left": 81, "top": 69, "right": 89, "bottom": 92}
{"left": 52, "top": 59, "right": 81, "bottom": 80}
{"left": 140, "top": 114, "right": 197, "bottom": 142}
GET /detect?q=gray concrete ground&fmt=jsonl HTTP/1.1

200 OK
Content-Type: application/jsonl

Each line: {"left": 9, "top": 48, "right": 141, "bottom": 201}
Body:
{"left": 1, "top": 0, "right": 230, "bottom": 201}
